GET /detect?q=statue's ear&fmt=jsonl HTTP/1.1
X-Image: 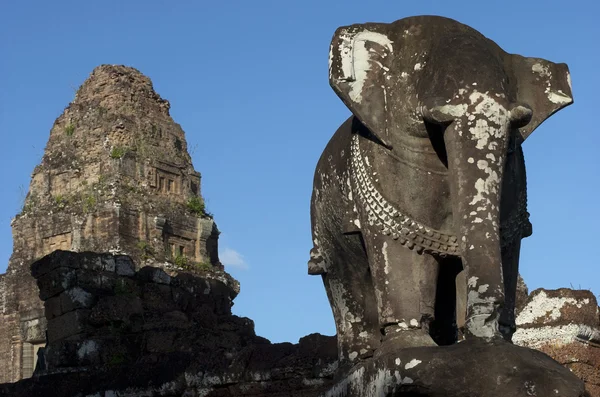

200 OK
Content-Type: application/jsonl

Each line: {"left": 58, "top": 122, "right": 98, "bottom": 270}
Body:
{"left": 508, "top": 55, "right": 573, "bottom": 141}
{"left": 329, "top": 25, "right": 394, "bottom": 148}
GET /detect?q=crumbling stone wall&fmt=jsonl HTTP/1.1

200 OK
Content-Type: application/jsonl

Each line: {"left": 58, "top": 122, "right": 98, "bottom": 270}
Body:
{"left": 0, "top": 251, "right": 337, "bottom": 396}
{"left": 0, "top": 65, "right": 222, "bottom": 383}
{"left": 514, "top": 288, "right": 600, "bottom": 397}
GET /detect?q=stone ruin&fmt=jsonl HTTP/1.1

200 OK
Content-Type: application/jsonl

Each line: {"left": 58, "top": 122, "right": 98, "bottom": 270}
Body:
{"left": 0, "top": 16, "right": 599, "bottom": 397}
{"left": 0, "top": 64, "right": 221, "bottom": 383}
{"left": 0, "top": 250, "right": 337, "bottom": 396}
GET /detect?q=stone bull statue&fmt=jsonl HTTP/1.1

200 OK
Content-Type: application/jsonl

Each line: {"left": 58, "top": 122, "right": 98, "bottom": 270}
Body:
{"left": 308, "top": 15, "right": 573, "bottom": 365}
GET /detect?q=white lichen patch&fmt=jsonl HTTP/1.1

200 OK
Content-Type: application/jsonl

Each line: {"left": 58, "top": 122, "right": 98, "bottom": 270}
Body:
{"left": 67, "top": 287, "right": 93, "bottom": 306}
{"left": 466, "top": 274, "right": 499, "bottom": 338}
{"left": 77, "top": 340, "right": 97, "bottom": 360}
{"left": 382, "top": 242, "right": 390, "bottom": 275}
{"left": 516, "top": 290, "right": 591, "bottom": 325}
{"left": 466, "top": 313, "right": 498, "bottom": 339}
{"left": 335, "top": 30, "right": 393, "bottom": 103}
{"left": 404, "top": 359, "right": 422, "bottom": 369}
{"left": 468, "top": 276, "right": 479, "bottom": 288}
{"left": 409, "top": 319, "right": 419, "bottom": 327}
{"left": 414, "top": 63, "right": 422, "bottom": 71}
{"left": 435, "top": 103, "right": 468, "bottom": 118}
{"left": 532, "top": 63, "right": 551, "bottom": 77}
{"left": 532, "top": 62, "right": 573, "bottom": 106}
{"left": 468, "top": 91, "right": 509, "bottom": 149}
{"left": 513, "top": 324, "right": 582, "bottom": 349}
{"left": 329, "top": 279, "right": 361, "bottom": 332}
{"left": 547, "top": 90, "right": 572, "bottom": 104}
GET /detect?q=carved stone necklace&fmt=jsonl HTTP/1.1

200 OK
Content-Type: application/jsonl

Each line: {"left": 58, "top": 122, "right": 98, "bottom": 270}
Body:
{"left": 350, "top": 134, "right": 529, "bottom": 257}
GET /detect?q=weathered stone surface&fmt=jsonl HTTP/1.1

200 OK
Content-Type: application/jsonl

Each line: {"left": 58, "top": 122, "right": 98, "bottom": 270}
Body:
{"left": 36, "top": 266, "right": 77, "bottom": 300}
{"left": 514, "top": 288, "right": 599, "bottom": 347}
{"left": 46, "top": 309, "right": 91, "bottom": 343}
{"left": 0, "top": 252, "right": 338, "bottom": 397}
{"left": 114, "top": 255, "right": 134, "bottom": 276}
{"left": 311, "top": 15, "right": 574, "bottom": 368}
{"left": 0, "top": 64, "right": 223, "bottom": 382}
{"left": 322, "top": 339, "right": 586, "bottom": 397}
{"left": 59, "top": 287, "right": 96, "bottom": 313}
{"left": 514, "top": 288, "right": 600, "bottom": 396}
{"left": 88, "top": 294, "right": 144, "bottom": 326}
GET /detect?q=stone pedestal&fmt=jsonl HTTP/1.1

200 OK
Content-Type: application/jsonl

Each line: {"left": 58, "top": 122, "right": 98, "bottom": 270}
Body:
{"left": 322, "top": 339, "right": 586, "bottom": 397}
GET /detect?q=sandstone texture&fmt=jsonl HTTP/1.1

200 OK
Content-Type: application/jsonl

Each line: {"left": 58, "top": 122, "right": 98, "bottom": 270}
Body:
{"left": 0, "top": 251, "right": 337, "bottom": 397}
{"left": 514, "top": 288, "right": 600, "bottom": 397}
{"left": 323, "top": 339, "right": 586, "bottom": 397}
{"left": 0, "top": 65, "right": 221, "bottom": 382}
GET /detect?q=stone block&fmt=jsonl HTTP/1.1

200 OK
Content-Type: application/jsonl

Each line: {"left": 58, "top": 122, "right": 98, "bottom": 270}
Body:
{"left": 60, "top": 287, "right": 96, "bottom": 313}
{"left": 145, "top": 331, "right": 176, "bottom": 353}
{"left": 101, "top": 254, "right": 117, "bottom": 272}
{"left": 45, "top": 296, "right": 62, "bottom": 320}
{"left": 514, "top": 288, "right": 600, "bottom": 350}
{"left": 78, "top": 254, "right": 104, "bottom": 272}
{"left": 162, "top": 311, "right": 191, "bottom": 330}
{"left": 46, "top": 310, "right": 91, "bottom": 343}
{"left": 517, "top": 288, "right": 599, "bottom": 329}
{"left": 113, "top": 277, "right": 141, "bottom": 297}
{"left": 88, "top": 295, "right": 143, "bottom": 327}
{"left": 31, "top": 250, "right": 79, "bottom": 278}
{"left": 44, "top": 337, "right": 104, "bottom": 368}
{"left": 137, "top": 266, "right": 171, "bottom": 285}
{"left": 78, "top": 270, "right": 118, "bottom": 294}
{"left": 115, "top": 255, "right": 135, "bottom": 276}
{"left": 37, "top": 267, "right": 77, "bottom": 300}
{"left": 141, "top": 283, "right": 176, "bottom": 313}
{"left": 321, "top": 339, "right": 585, "bottom": 397}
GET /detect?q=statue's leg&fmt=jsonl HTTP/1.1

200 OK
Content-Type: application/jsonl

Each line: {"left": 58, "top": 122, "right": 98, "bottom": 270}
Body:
{"left": 364, "top": 237, "right": 439, "bottom": 356}
{"left": 320, "top": 232, "right": 380, "bottom": 365}
{"left": 500, "top": 239, "right": 521, "bottom": 340}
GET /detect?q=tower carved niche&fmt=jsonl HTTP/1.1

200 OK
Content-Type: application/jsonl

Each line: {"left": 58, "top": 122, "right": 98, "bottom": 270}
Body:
{"left": 41, "top": 233, "right": 72, "bottom": 257}
{"left": 151, "top": 161, "right": 182, "bottom": 196}
{"left": 163, "top": 219, "right": 199, "bottom": 262}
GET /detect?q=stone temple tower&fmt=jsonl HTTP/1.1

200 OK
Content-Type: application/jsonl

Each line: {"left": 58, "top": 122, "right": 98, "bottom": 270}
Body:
{"left": 0, "top": 65, "right": 221, "bottom": 382}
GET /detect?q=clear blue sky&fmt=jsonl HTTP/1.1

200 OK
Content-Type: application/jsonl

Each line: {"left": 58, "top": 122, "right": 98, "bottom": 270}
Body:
{"left": 1, "top": 0, "right": 598, "bottom": 343}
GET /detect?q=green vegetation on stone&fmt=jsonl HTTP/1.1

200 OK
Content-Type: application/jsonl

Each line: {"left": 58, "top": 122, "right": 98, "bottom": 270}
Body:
{"left": 54, "top": 195, "right": 67, "bottom": 209}
{"left": 22, "top": 193, "right": 38, "bottom": 214}
{"left": 194, "top": 262, "right": 212, "bottom": 271}
{"left": 65, "top": 123, "right": 75, "bottom": 136}
{"left": 83, "top": 195, "right": 97, "bottom": 213}
{"left": 110, "top": 146, "right": 128, "bottom": 159}
{"left": 173, "top": 253, "right": 188, "bottom": 267}
{"left": 187, "top": 196, "right": 205, "bottom": 216}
